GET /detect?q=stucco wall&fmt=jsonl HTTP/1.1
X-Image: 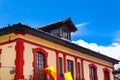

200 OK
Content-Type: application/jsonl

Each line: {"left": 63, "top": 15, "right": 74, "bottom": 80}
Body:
{"left": 83, "top": 60, "right": 114, "bottom": 80}
{"left": 0, "top": 33, "right": 116, "bottom": 80}
{"left": 0, "top": 42, "right": 16, "bottom": 80}
{"left": 23, "top": 42, "right": 57, "bottom": 79}
{"left": 24, "top": 43, "right": 36, "bottom": 79}
{"left": 24, "top": 33, "right": 114, "bottom": 67}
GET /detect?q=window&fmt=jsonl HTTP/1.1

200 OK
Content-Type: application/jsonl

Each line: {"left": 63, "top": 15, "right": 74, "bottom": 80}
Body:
{"left": 32, "top": 48, "right": 48, "bottom": 80}
{"left": 36, "top": 52, "right": 45, "bottom": 72}
{"left": 63, "top": 30, "right": 68, "bottom": 38}
{"left": 63, "top": 29, "right": 70, "bottom": 39}
{"left": 78, "top": 62, "right": 81, "bottom": 80}
{"left": 50, "top": 26, "right": 71, "bottom": 40}
{"left": 59, "top": 57, "right": 63, "bottom": 74}
{"left": 89, "top": 64, "right": 97, "bottom": 80}
{"left": 67, "top": 60, "right": 74, "bottom": 78}
{"left": 51, "top": 29, "right": 60, "bottom": 37}
{"left": 90, "top": 67, "right": 97, "bottom": 80}
{"left": 103, "top": 68, "right": 110, "bottom": 80}
{"left": 36, "top": 52, "right": 46, "bottom": 80}
{"left": 61, "top": 26, "right": 71, "bottom": 39}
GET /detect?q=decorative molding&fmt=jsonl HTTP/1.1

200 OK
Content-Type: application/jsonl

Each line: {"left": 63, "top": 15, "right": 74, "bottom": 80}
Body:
{"left": 89, "top": 64, "right": 98, "bottom": 80}
{"left": 56, "top": 51, "right": 59, "bottom": 76}
{"left": 15, "top": 39, "right": 24, "bottom": 79}
{"left": 81, "top": 59, "right": 85, "bottom": 80}
{"left": 0, "top": 62, "right": 1, "bottom": 68}
{"left": 0, "top": 49, "right": 2, "bottom": 68}
{"left": 32, "top": 48, "right": 48, "bottom": 80}
{"left": 103, "top": 68, "right": 110, "bottom": 80}
{"left": 14, "top": 31, "right": 26, "bottom": 35}
{"left": 63, "top": 54, "right": 66, "bottom": 72}
{"left": 0, "top": 49, "right": 1, "bottom": 54}
{"left": 75, "top": 58, "right": 78, "bottom": 80}
{"left": 0, "top": 38, "right": 115, "bottom": 80}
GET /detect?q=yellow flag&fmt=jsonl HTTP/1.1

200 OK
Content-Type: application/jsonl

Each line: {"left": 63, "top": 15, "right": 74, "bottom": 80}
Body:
{"left": 64, "top": 72, "right": 73, "bottom": 80}
{"left": 45, "top": 66, "right": 56, "bottom": 77}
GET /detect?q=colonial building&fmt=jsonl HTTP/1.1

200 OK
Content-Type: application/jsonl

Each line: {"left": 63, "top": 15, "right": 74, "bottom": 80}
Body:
{"left": 0, "top": 18, "right": 119, "bottom": 80}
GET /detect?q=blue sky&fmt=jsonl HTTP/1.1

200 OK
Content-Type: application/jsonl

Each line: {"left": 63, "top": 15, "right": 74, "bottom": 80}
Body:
{"left": 0, "top": 0, "right": 120, "bottom": 46}
{"left": 0, "top": 0, "right": 120, "bottom": 68}
{"left": 0, "top": 0, "right": 120, "bottom": 45}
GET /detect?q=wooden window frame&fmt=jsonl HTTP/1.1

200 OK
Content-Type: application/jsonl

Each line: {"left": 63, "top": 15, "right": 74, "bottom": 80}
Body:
{"left": 58, "top": 57, "right": 63, "bottom": 74}
{"left": 77, "top": 62, "right": 81, "bottom": 80}
{"left": 67, "top": 59, "right": 74, "bottom": 78}
{"left": 32, "top": 48, "right": 48, "bottom": 80}
{"left": 89, "top": 64, "right": 98, "bottom": 80}
{"left": 103, "top": 68, "right": 110, "bottom": 80}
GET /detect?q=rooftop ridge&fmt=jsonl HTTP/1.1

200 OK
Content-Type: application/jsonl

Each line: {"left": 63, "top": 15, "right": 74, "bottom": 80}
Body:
{"left": 36, "top": 17, "right": 71, "bottom": 29}
{"left": 0, "top": 22, "right": 119, "bottom": 64}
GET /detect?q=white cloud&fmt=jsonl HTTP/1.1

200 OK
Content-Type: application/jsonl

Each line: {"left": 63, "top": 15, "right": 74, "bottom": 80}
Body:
{"left": 114, "top": 38, "right": 120, "bottom": 43}
{"left": 72, "top": 22, "right": 90, "bottom": 36}
{"left": 72, "top": 39, "right": 120, "bottom": 69}
{"left": 76, "top": 22, "right": 90, "bottom": 27}
{"left": 113, "top": 31, "right": 120, "bottom": 43}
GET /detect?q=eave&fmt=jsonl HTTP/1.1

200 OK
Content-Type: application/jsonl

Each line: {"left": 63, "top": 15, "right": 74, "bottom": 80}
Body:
{"left": 37, "top": 18, "right": 77, "bottom": 32}
{"left": 0, "top": 23, "right": 119, "bottom": 64}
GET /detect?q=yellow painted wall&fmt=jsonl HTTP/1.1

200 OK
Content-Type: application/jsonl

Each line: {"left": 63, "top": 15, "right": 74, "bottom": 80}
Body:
{"left": 0, "top": 42, "right": 16, "bottom": 80}
{"left": 23, "top": 43, "right": 36, "bottom": 79}
{"left": 83, "top": 60, "right": 114, "bottom": 80}
{"left": 23, "top": 33, "right": 115, "bottom": 80}
{"left": 110, "top": 68, "right": 114, "bottom": 80}
{"left": 0, "top": 32, "right": 115, "bottom": 80}
{"left": 44, "top": 48, "right": 56, "bottom": 67}
{"left": 23, "top": 43, "right": 58, "bottom": 79}
{"left": 24, "top": 33, "right": 113, "bottom": 67}
{"left": 0, "top": 33, "right": 17, "bottom": 43}
{"left": 23, "top": 34, "right": 113, "bottom": 80}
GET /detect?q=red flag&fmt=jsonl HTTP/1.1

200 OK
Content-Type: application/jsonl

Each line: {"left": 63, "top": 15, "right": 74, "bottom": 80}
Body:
{"left": 57, "top": 74, "right": 62, "bottom": 80}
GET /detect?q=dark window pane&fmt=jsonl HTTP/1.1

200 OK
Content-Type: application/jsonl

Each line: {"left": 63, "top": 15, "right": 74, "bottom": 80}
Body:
{"left": 36, "top": 52, "right": 45, "bottom": 72}
{"left": 78, "top": 63, "right": 81, "bottom": 79}
{"left": 36, "top": 52, "right": 46, "bottom": 80}
{"left": 90, "top": 67, "right": 97, "bottom": 80}
{"left": 59, "top": 57, "right": 63, "bottom": 74}
{"left": 67, "top": 60, "right": 74, "bottom": 79}
{"left": 104, "top": 70, "right": 110, "bottom": 80}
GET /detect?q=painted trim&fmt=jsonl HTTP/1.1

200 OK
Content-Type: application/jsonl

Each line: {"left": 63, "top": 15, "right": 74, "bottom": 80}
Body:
{"left": 14, "top": 31, "right": 26, "bottom": 35}
{"left": 0, "top": 38, "right": 17, "bottom": 46}
{"left": 0, "top": 38, "right": 115, "bottom": 69}
{"left": 0, "top": 62, "right": 2, "bottom": 68}
{"left": 103, "top": 68, "right": 110, "bottom": 80}
{"left": 75, "top": 58, "right": 78, "bottom": 80}
{"left": 38, "top": 69, "right": 54, "bottom": 80}
{"left": 63, "top": 54, "right": 66, "bottom": 72}
{"left": 0, "top": 23, "right": 119, "bottom": 64}
{"left": 89, "top": 64, "right": 98, "bottom": 80}
{"left": 0, "top": 49, "right": 1, "bottom": 68}
{"left": 32, "top": 48, "right": 48, "bottom": 80}
{"left": 56, "top": 51, "right": 59, "bottom": 76}
{"left": 0, "top": 38, "right": 115, "bottom": 80}
{"left": 18, "top": 38, "right": 114, "bottom": 69}
{"left": 0, "top": 49, "right": 1, "bottom": 54}
{"left": 81, "top": 59, "right": 85, "bottom": 80}
{"left": 15, "top": 39, "right": 24, "bottom": 79}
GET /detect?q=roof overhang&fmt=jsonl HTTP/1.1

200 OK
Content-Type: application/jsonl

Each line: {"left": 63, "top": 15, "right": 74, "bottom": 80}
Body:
{"left": 37, "top": 18, "right": 77, "bottom": 32}
{"left": 0, "top": 23, "right": 119, "bottom": 64}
